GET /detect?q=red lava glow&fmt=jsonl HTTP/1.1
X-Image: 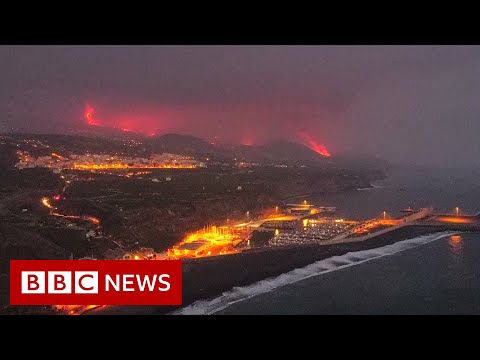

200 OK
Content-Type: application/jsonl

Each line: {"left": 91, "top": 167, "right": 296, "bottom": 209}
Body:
{"left": 85, "top": 105, "right": 100, "bottom": 126}
{"left": 297, "top": 131, "right": 331, "bottom": 157}
{"left": 240, "top": 133, "right": 256, "bottom": 146}
{"left": 83, "top": 105, "right": 161, "bottom": 136}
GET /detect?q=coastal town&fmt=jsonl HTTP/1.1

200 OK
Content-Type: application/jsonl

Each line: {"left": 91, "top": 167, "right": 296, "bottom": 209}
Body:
{"left": 3, "top": 45, "right": 480, "bottom": 317}
{"left": 15, "top": 151, "right": 206, "bottom": 171}
{"left": 2, "top": 133, "right": 479, "bottom": 316}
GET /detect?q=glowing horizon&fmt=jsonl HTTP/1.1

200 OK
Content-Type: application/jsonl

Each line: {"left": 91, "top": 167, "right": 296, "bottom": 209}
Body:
{"left": 82, "top": 104, "right": 333, "bottom": 151}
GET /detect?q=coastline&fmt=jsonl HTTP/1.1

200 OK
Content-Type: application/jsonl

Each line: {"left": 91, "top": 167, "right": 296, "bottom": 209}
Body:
{"left": 91, "top": 224, "right": 457, "bottom": 315}
{"left": 280, "top": 179, "right": 385, "bottom": 203}
{"left": 281, "top": 187, "right": 372, "bottom": 203}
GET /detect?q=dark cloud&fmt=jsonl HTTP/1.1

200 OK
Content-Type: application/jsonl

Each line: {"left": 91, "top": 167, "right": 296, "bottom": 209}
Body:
{"left": 1, "top": 45, "right": 480, "bottom": 167}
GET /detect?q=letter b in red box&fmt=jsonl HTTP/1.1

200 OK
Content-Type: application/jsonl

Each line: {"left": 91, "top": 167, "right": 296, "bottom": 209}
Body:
{"left": 10, "top": 260, "right": 182, "bottom": 305}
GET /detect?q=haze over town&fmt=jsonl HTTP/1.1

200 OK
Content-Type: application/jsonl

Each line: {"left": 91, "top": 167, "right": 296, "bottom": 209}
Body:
{"left": 2, "top": 45, "right": 480, "bottom": 168}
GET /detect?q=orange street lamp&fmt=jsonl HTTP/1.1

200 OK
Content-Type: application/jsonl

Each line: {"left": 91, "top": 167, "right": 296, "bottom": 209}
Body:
{"left": 383, "top": 211, "right": 386, "bottom": 220}
{"left": 456, "top": 207, "right": 459, "bottom": 216}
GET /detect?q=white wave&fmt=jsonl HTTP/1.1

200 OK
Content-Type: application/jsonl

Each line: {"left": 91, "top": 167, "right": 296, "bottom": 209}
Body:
{"left": 171, "top": 231, "right": 457, "bottom": 315}
{"left": 357, "top": 183, "right": 384, "bottom": 191}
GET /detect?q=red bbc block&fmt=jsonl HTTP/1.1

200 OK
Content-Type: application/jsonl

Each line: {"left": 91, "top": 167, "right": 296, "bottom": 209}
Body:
{"left": 10, "top": 260, "right": 182, "bottom": 306}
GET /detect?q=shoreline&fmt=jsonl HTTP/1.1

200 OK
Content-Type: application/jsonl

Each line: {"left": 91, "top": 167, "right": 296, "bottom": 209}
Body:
{"left": 281, "top": 187, "right": 373, "bottom": 203}
{"left": 91, "top": 224, "right": 463, "bottom": 315}
{"left": 280, "top": 178, "right": 387, "bottom": 203}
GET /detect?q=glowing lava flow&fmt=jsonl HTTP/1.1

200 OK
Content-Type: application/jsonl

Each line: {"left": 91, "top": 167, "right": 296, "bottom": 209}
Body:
{"left": 41, "top": 197, "right": 100, "bottom": 225}
{"left": 54, "top": 305, "right": 104, "bottom": 315}
{"left": 85, "top": 105, "right": 99, "bottom": 126}
{"left": 297, "top": 131, "right": 331, "bottom": 157}
{"left": 41, "top": 196, "right": 102, "bottom": 316}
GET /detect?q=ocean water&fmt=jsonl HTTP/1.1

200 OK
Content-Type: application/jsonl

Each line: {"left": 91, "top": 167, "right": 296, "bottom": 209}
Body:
{"left": 296, "top": 167, "right": 480, "bottom": 220}
{"left": 173, "top": 167, "right": 480, "bottom": 315}
{"left": 210, "top": 232, "right": 480, "bottom": 315}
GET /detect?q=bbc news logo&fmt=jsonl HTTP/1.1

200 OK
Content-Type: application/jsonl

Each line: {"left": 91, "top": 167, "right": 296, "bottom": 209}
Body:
{"left": 21, "top": 271, "right": 100, "bottom": 294}
{"left": 10, "top": 260, "right": 182, "bottom": 305}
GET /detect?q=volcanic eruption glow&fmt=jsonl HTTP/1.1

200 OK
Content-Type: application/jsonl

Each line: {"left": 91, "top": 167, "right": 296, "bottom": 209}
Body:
{"left": 83, "top": 104, "right": 332, "bottom": 153}
{"left": 85, "top": 105, "right": 99, "bottom": 126}
{"left": 84, "top": 105, "right": 159, "bottom": 136}
{"left": 297, "top": 131, "right": 331, "bottom": 157}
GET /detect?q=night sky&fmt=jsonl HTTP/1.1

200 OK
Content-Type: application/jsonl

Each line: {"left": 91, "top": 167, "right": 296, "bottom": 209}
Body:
{"left": 1, "top": 45, "right": 480, "bottom": 168}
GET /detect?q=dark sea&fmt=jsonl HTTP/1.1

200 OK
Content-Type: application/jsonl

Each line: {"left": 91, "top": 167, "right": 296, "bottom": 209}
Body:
{"left": 296, "top": 166, "right": 480, "bottom": 220}
{"left": 174, "top": 167, "right": 480, "bottom": 315}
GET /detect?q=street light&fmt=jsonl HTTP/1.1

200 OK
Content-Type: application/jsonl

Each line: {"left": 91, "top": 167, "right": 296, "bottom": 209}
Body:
{"left": 456, "top": 207, "right": 459, "bottom": 216}
{"left": 275, "top": 206, "right": 279, "bottom": 213}
{"left": 383, "top": 211, "right": 386, "bottom": 220}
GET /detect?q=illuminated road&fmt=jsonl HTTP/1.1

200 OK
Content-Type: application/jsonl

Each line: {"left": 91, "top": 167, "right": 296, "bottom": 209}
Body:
{"left": 430, "top": 215, "right": 477, "bottom": 224}
{"left": 73, "top": 164, "right": 197, "bottom": 170}
{"left": 41, "top": 196, "right": 103, "bottom": 315}
{"left": 41, "top": 197, "right": 101, "bottom": 226}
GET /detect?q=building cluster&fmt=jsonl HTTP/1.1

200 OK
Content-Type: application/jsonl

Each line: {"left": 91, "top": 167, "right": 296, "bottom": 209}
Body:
{"left": 15, "top": 150, "right": 206, "bottom": 171}
{"left": 269, "top": 218, "right": 357, "bottom": 246}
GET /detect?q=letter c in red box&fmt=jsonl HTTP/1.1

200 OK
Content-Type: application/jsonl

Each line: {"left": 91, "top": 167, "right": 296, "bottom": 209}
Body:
{"left": 10, "top": 260, "right": 182, "bottom": 306}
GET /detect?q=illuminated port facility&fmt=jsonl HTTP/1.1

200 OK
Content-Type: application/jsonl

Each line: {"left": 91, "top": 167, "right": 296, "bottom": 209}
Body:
{"left": 166, "top": 203, "right": 450, "bottom": 260}
{"left": 168, "top": 202, "right": 341, "bottom": 258}
{"left": 167, "top": 225, "right": 244, "bottom": 258}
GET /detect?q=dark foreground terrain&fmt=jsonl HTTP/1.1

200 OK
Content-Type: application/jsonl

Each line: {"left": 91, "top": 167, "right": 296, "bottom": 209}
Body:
{"left": 94, "top": 225, "right": 451, "bottom": 315}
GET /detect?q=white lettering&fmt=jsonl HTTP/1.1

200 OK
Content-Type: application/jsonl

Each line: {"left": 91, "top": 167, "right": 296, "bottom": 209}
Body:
{"left": 136, "top": 274, "right": 157, "bottom": 291}
{"left": 123, "top": 274, "right": 135, "bottom": 291}
{"left": 105, "top": 274, "right": 120, "bottom": 291}
{"left": 158, "top": 274, "right": 170, "bottom": 292}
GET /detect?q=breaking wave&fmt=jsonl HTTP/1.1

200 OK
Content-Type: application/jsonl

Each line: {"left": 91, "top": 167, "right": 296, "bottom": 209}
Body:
{"left": 357, "top": 183, "right": 384, "bottom": 191}
{"left": 172, "top": 231, "right": 457, "bottom": 315}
